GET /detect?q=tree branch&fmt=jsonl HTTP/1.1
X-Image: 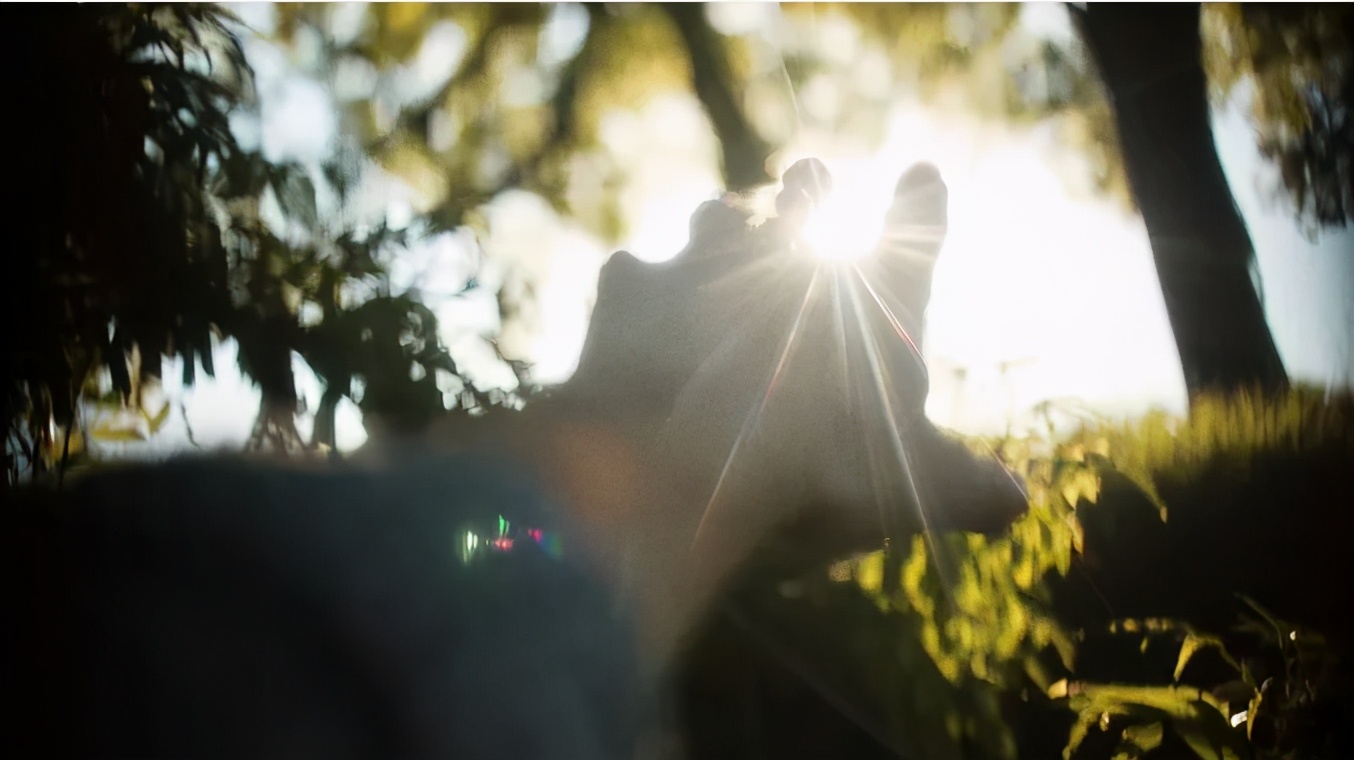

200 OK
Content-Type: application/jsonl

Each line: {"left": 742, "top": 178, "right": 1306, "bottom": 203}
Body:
{"left": 660, "top": 3, "right": 774, "bottom": 190}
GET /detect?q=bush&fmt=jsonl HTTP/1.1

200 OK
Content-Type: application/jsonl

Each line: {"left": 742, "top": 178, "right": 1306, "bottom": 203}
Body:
{"left": 681, "top": 384, "right": 1353, "bottom": 760}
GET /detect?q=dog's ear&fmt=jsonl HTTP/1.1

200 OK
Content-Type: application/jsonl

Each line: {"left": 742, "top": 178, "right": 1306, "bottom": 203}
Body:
{"left": 571, "top": 165, "right": 812, "bottom": 410}
{"left": 820, "top": 162, "right": 949, "bottom": 423}
{"left": 890, "top": 161, "right": 948, "bottom": 230}
{"left": 775, "top": 158, "right": 833, "bottom": 224}
{"left": 856, "top": 161, "right": 949, "bottom": 363}
{"left": 684, "top": 197, "right": 755, "bottom": 254}
{"left": 569, "top": 248, "right": 653, "bottom": 402}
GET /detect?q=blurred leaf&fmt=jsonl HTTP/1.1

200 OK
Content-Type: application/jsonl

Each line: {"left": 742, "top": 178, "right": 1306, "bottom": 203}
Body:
{"left": 270, "top": 163, "right": 318, "bottom": 229}
{"left": 1203, "top": 4, "right": 1354, "bottom": 231}
{"left": 1061, "top": 467, "right": 1101, "bottom": 507}
{"left": 1175, "top": 632, "right": 1240, "bottom": 682}
{"left": 89, "top": 424, "right": 147, "bottom": 443}
{"left": 142, "top": 401, "right": 172, "bottom": 434}
{"left": 1111, "top": 721, "right": 1164, "bottom": 760}
{"left": 1246, "top": 689, "right": 1262, "bottom": 741}
{"left": 1175, "top": 718, "right": 1245, "bottom": 760}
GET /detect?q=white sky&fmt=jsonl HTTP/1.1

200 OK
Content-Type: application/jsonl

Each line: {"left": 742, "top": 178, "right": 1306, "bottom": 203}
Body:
{"left": 90, "top": 2, "right": 1353, "bottom": 460}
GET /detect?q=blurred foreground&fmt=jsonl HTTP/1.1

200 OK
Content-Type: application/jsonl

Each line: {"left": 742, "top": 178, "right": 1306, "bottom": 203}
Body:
{"left": 7, "top": 385, "right": 1351, "bottom": 760}
{"left": 4, "top": 4, "right": 1353, "bottom": 760}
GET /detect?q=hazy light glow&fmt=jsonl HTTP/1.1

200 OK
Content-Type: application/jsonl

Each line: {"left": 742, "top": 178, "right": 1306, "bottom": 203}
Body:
{"left": 840, "top": 264, "right": 958, "bottom": 593}
{"left": 126, "top": 13, "right": 1347, "bottom": 459}
{"left": 691, "top": 268, "right": 822, "bottom": 553}
{"left": 800, "top": 187, "right": 886, "bottom": 262}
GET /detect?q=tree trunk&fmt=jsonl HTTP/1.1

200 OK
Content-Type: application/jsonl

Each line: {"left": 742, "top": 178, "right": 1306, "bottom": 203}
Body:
{"left": 1073, "top": 3, "right": 1288, "bottom": 399}
{"left": 661, "top": 3, "right": 775, "bottom": 190}
{"left": 310, "top": 386, "right": 342, "bottom": 454}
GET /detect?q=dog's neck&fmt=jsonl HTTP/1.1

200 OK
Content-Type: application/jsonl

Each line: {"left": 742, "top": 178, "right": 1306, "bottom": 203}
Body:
{"left": 360, "top": 383, "right": 795, "bottom": 676}
{"left": 344, "top": 159, "right": 995, "bottom": 676}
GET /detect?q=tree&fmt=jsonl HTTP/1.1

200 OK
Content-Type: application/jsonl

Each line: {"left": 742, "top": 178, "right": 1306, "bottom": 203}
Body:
{"left": 1, "top": 4, "right": 521, "bottom": 485}
{"left": 778, "top": 2, "right": 1351, "bottom": 399}
{"left": 11, "top": 3, "right": 1348, "bottom": 480}
{"left": 1203, "top": 4, "right": 1354, "bottom": 234}
{"left": 658, "top": 2, "right": 775, "bottom": 189}
{"left": 3, "top": 4, "right": 261, "bottom": 478}
{"left": 1070, "top": 3, "right": 1288, "bottom": 398}
{"left": 1067, "top": 2, "right": 1353, "bottom": 398}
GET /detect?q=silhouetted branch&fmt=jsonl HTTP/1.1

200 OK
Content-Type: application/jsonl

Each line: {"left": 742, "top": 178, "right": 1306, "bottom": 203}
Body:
{"left": 660, "top": 3, "right": 774, "bottom": 190}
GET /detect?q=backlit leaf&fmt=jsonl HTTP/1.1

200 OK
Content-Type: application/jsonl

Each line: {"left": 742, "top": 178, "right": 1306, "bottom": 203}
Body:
{"left": 90, "top": 425, "right": 148, "bottom": 442}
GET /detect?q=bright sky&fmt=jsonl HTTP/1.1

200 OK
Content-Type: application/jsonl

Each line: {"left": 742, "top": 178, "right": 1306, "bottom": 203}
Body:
{"left": 89, "top": 2, "right": 1353, "bottom": 460}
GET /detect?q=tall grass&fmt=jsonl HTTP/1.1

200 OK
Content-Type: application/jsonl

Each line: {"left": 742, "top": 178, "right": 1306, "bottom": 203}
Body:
{"left": 696, "top": 384, "right": 1353, "bottom": 759}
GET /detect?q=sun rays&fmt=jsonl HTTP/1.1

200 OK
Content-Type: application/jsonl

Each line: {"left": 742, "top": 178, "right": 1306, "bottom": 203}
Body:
{"left": 682, "top": 188, "right": 961, "bottom": 601}
{"left": 841, "top": 262, "right": 959, "bottom": 594}
{"left": 801, "top": 192, "right": 885, "bottom": 262}
{"left": 852, "top": 262, "right": 927, "bottom": 366}
{"left": 690, "top": 267, "right": 823, "bottom": 551}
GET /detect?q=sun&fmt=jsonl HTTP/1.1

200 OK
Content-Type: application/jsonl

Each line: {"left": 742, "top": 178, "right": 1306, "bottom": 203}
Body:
{"left": 797, "top": 177, "right": 888, "bottom": 263}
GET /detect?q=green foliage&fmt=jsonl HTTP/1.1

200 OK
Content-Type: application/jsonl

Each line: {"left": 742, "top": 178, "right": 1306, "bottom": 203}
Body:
{"left": 1057, "top": 679, "right": 1240, "bottom": 760}
{"left": 5, "top": 4, "right": 259, "bottom": 478}
{"left": 769, "top": 2, "right": 1352, "bottom": 230}
{"left": 1073, "top": 383, "right": 1352, "bottom": 508}
{"left": 256, "top": 2, "right": 1155, "bottom": 239}
{"left": 1203, "top": 4, "right": 1354, "bottom": 233}
{"left": 721, "top": 385, "right": 1351, "bottom": 760}
{"left": 745, "top": 2, "right": 1139, "bottom": 212}
{"left": 1048, "top": 385, "right": 1351, "bottom": 760}
{"left": 2, "top": 4, "right": 524, "bottom": 483}
{"left": 268, "top": 2, "right": 755, "bottom": 242}
{"left": 808, "top": 430, "right": 1093, "bottom": 757}
{"left": 1048, "top": 599, "right": 1341, "bottom": 760}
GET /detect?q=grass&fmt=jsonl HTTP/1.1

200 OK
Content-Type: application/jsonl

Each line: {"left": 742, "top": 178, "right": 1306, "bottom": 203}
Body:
{"left": 679, "top": 383, "right": 1354, "bottom": 760}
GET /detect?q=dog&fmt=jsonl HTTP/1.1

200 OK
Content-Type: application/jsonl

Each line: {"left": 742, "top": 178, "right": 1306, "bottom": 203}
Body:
{"left": 4, "top": 159, "right": 1026, "bottom": 759}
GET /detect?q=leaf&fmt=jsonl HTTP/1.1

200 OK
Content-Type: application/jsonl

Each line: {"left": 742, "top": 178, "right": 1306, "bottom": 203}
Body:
{"left": 1246, "top": 690, "right": 1263, "bottom": 741}
{"left": 1174, "top": 718, "right": 1244, "bottom": 760}
{"left": 1112, "top": 721, "right": 1164, "bottom": 759}
{"left": 1063, "top": 709, "right": 1097, "bottom": 759}
{"left": 1175, "top": 634, "right": 1205, "bottom": 681}
{"left": 270, "top": 164, "right": 318, "bottom": 228}
{"left": 90, "top": 424, "right": 148, "bottom": 442}
{"left": 1065, "top": 683, "right": 1228, "bottom": 721}
{"left": 856, "top": 551, "right": 885, "bottom": 594}
{"left": 1066, "top": 511, "right": 1085, "bottom": 554}
{"left": 1236, "top": 595, "right": 1285, "bottom": 642}
{"left": 142, "top": 402, "right": 172, "bottom": 433}
{"left": 1121, "top": 721, "right": 1164, "bottom": 751}
{"left": 1061, "top": 466, "right": 1101, "bottom": 506}
{"left": 1175, "top": 633, "right": 1241, "bottom": 681}
{"left": 1024, "top": 656, "right": 1054, "bottom": 692}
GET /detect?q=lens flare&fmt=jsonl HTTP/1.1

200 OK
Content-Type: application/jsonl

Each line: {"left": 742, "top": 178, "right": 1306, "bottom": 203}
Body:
{"left": 800, "top": 188, "right": 887, "bottom": 262}
{"left": 690, "top": 268, "right": 823, "bottom": 553}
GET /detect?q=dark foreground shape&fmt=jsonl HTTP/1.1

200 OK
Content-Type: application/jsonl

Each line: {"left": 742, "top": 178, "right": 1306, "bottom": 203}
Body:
{"left": 3, "top": 158, "right": 1029, "bottom": 760}
{"left": 4, "top": 454, "right": 647, "bottom": 760}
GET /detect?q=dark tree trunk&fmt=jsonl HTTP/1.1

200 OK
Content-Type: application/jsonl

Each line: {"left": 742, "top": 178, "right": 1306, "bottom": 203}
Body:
{"left": 1072, "top": 3, "right": 1288, "bottom": 399}
{"left": 661, "top": 3, "right": 775, "bottom": 190}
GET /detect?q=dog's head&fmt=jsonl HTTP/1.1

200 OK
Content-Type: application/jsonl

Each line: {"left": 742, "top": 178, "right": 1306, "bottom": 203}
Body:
{"left": 567, "top": 159, "right": 1024, "bottom": 568}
